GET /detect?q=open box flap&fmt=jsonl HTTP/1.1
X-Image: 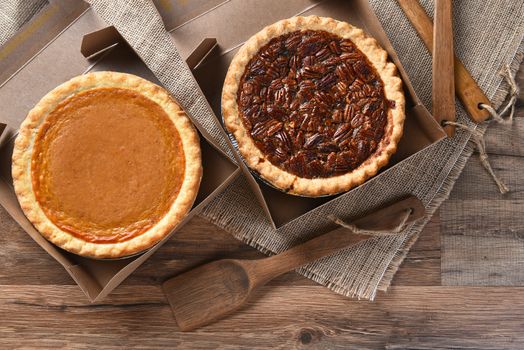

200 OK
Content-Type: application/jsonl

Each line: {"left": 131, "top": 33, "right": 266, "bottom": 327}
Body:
{"left": 80, "top": 25, "right": 124, "bottom": 58}
{"left": 81, "top": 25, "right": 219, "bottom": 71}
{"left": 66, "top": 265, "right": 103, "bottom": 301}
{"left": 0, "top": 123, "right": 6, "bottom": 148}
{"left": 0, "top": 179, "right": 80, "bottom": 271}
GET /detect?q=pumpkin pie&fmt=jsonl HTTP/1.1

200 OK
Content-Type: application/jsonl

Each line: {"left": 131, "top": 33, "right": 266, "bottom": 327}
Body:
{"left": 222, "top": 16, "right": 405, "bottom": 196}
{"left": 12, "top": 72, "right": 202, "bottom": 258}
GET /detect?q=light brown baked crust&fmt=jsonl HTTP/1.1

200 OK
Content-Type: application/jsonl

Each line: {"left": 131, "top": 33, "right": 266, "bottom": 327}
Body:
{"left": 222, "top": 16, "right": 405, "bottom": 196}
{"left": 12, "top": 71, "right": 202, "bottom": 259}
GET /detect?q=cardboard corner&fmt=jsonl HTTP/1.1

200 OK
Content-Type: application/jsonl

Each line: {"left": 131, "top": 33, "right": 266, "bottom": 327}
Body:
{"left": 186, "top": 38, "right": 218, "bottom": 70}
{"left": 81, "top": 26, "right": 124, "bottom": 58}
{"left": 66, "top": 264, "right": 103, "bottom": 302}
{"left": 0, "top": 123, "right": 7, "bottom": 156}
{"left": 81, "top": 25, "right": 218, "bottom": 71}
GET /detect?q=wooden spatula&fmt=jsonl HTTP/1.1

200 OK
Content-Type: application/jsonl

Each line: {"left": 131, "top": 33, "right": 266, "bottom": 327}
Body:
{"left": 432, "top": 0, "right": 456, "bottom": 136}
{"left": 163, "top": 196, "right": 425, "bottom": 331}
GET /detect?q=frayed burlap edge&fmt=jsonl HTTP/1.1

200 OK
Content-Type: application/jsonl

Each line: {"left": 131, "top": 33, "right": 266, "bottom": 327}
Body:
{"left": 377, "top": 43, "right": 524, "bottom": 294}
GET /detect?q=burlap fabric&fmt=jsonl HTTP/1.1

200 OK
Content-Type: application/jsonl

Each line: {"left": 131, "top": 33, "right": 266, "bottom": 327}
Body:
{"left": 0, "top": 0, "right": 47, "bottom": 47}
{"left": 4, "top": 0, "right": 524, "bottom": 300}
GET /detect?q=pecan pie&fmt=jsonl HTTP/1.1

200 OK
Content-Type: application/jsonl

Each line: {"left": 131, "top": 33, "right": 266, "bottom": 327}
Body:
{"left": 222, "top": 16, "right": 405, "bottom": 196}
{"left": 12, "top": 72, "right": 202, "bottom": 258}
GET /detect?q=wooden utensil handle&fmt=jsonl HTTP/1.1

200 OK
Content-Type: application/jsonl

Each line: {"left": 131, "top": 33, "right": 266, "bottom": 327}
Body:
{"left": 249, "top": 227, "right": 370, "bottom": 284}
{"left": 433, "top": 0, "right": 455, "bottom": 136}
{"left": 397, "top": 0, "right": 491, "bottom": 123}
{"left": 244, "top": 197, "right": 424, "bottom": 286}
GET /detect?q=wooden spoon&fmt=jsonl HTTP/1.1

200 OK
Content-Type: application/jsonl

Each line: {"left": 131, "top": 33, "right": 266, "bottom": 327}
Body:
{"left": 163, "top": 196, "right": 425, "bottom": 331}
{"left": 433, "top": 0, "right": 456, "bottom": 136}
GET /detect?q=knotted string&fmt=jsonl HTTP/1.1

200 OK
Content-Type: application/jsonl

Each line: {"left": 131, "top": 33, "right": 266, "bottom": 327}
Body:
{"left": 443, "top": 64, "right": 519, "bottom": 194}
{"left": 327, "top": 208, "right": 412, "bottom": 237}
{"left": 479, "top": 65, "right": 519, "bottom": 124}
{"left": 444, "top": 120, "right": 509, "bottom": 193}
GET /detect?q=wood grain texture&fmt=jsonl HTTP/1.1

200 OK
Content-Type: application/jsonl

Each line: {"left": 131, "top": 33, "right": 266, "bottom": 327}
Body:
{"left": 1, "top": 285, "right": 524, "bottom": 349}
{"left": 448, "top": 153, "right": 524, "bottom": 201}
{"left": 0, "top": 40, "right": 522, "bottom": 350}
{"left": 440, "top": 83, "right": 524, "bottom": 286}
{"left": 483, "top": 85, "right": 524, "bottom": 157}
{"left": 441, "top": 199, "right": 524, "bottom": 285}
{"left": 163, "top": 198, "right": 424, "bottom": 331}
{"left": 432, "top": 0, "right": 456, "bottom": 135}
{"left": 390, "top": 211, "right": 441, "bottom": 286}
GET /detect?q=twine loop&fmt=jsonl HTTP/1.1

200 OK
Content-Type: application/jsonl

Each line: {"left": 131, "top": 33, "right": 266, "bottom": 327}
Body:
{"left": 479, "top": 65, "right": 520, "bottom": 124}
{"left": 444, "top": 120, "right": 509, "bottom": 194}
{"left": 443, "top": 64, "right": 519, "bottom": 194}
{"left": 328, "top": 208, "right": 412, "bottom": 237}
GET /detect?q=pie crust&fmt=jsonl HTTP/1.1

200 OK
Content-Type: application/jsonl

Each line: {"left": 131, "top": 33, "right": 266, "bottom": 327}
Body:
{"left": 222, "top": 16, "right": 405, "bottom": 196}
{"left": 12, "top": 71, "right": 202, "bottom": 259}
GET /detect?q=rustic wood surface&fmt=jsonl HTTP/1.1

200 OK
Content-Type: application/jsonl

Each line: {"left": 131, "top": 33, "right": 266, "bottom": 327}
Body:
{"left": 0, "top": 54, "right": 522, "bottom": 350}
{"left": 164, "top": 197, "right": 424, "bottom": 331}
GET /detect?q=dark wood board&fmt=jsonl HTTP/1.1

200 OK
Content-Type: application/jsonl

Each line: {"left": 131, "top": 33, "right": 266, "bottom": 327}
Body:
{"left": 0, "top": 17, "right": 523, "bottom": 350}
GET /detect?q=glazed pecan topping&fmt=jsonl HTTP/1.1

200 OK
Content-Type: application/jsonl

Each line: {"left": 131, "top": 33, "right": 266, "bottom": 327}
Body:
{"left": 237, "top": 30, "right": 393, "bottom": 178}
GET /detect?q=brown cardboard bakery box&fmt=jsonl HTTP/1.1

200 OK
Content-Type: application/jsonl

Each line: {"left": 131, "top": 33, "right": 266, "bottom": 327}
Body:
{"left": 0, "top": 0, "right": 445, "bottom": 302}
{"left": 156, "top": 0, "right": 447, "bottom": 228}
{"left": 0, "top": 1, "right": 240, "bottom": 302}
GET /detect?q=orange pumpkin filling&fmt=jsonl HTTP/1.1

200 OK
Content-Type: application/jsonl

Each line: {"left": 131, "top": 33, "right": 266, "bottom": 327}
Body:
{"left": 31, "top": 87, "right": 185, "bottom": 244}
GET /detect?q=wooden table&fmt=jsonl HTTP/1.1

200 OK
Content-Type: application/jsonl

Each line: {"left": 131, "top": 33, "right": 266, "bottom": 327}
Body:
{"left": 0, "top": 66, "right": 522, "bottom": 350}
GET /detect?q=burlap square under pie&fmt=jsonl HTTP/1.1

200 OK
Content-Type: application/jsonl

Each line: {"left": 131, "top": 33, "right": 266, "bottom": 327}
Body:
{"left": 84, "top": 0, "right": 524, "bottom": 299}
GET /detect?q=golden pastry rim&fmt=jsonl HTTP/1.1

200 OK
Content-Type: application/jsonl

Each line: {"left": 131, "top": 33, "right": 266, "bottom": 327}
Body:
{"left": 12, "top": 71, "right": 202, "bottom": 258}
{"left": 222, "top": 15, "right": 405, "bottom": 196}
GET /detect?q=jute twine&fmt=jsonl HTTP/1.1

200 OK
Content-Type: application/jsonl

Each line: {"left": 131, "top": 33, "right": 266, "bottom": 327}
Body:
{"left": 444, "top": 64, "right": 520, "bottom": 194}
{"left": 326, "top": 209, "right": 411, "bottom": 292}
{"left": 328, "top": 209, "right": 412, "bottom": 237}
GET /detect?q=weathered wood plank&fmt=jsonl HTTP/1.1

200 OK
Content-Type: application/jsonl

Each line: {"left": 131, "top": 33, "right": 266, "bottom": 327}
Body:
{"left": 440, "top": 64, "right": 524, "bottom": 288}
{"left": 449, "top": 154, "right": 524, "bottom": 200}
{"left": 483, "top": 102, "right": 523, "bottom": 158}
{"left": 441, "top": 199, "right": 524, "bottom": 285}
{"left": 0, "top": 203, "right": 440, "bottom": 288}
{"left": 0, "top": 5, "right": 523, "bottom": 350}
{"left": 1, "top": 285, "right": 523, "bottom": 349}
{"left": 390, "top": 212, "right": 441, "bottom": 286}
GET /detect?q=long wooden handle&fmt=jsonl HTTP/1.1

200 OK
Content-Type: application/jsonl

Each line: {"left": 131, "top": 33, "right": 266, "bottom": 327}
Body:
{"left": 433, "top": 0, "right": 456, "bottom": 136}
{"left": 253, "top": 228, "right": 370, "bottom": 281}
{"left": 397, "top": 0, "right": 491, "bottom": 124}
{"left": 248, "top": 197, "right": 424, "bottom": 285}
